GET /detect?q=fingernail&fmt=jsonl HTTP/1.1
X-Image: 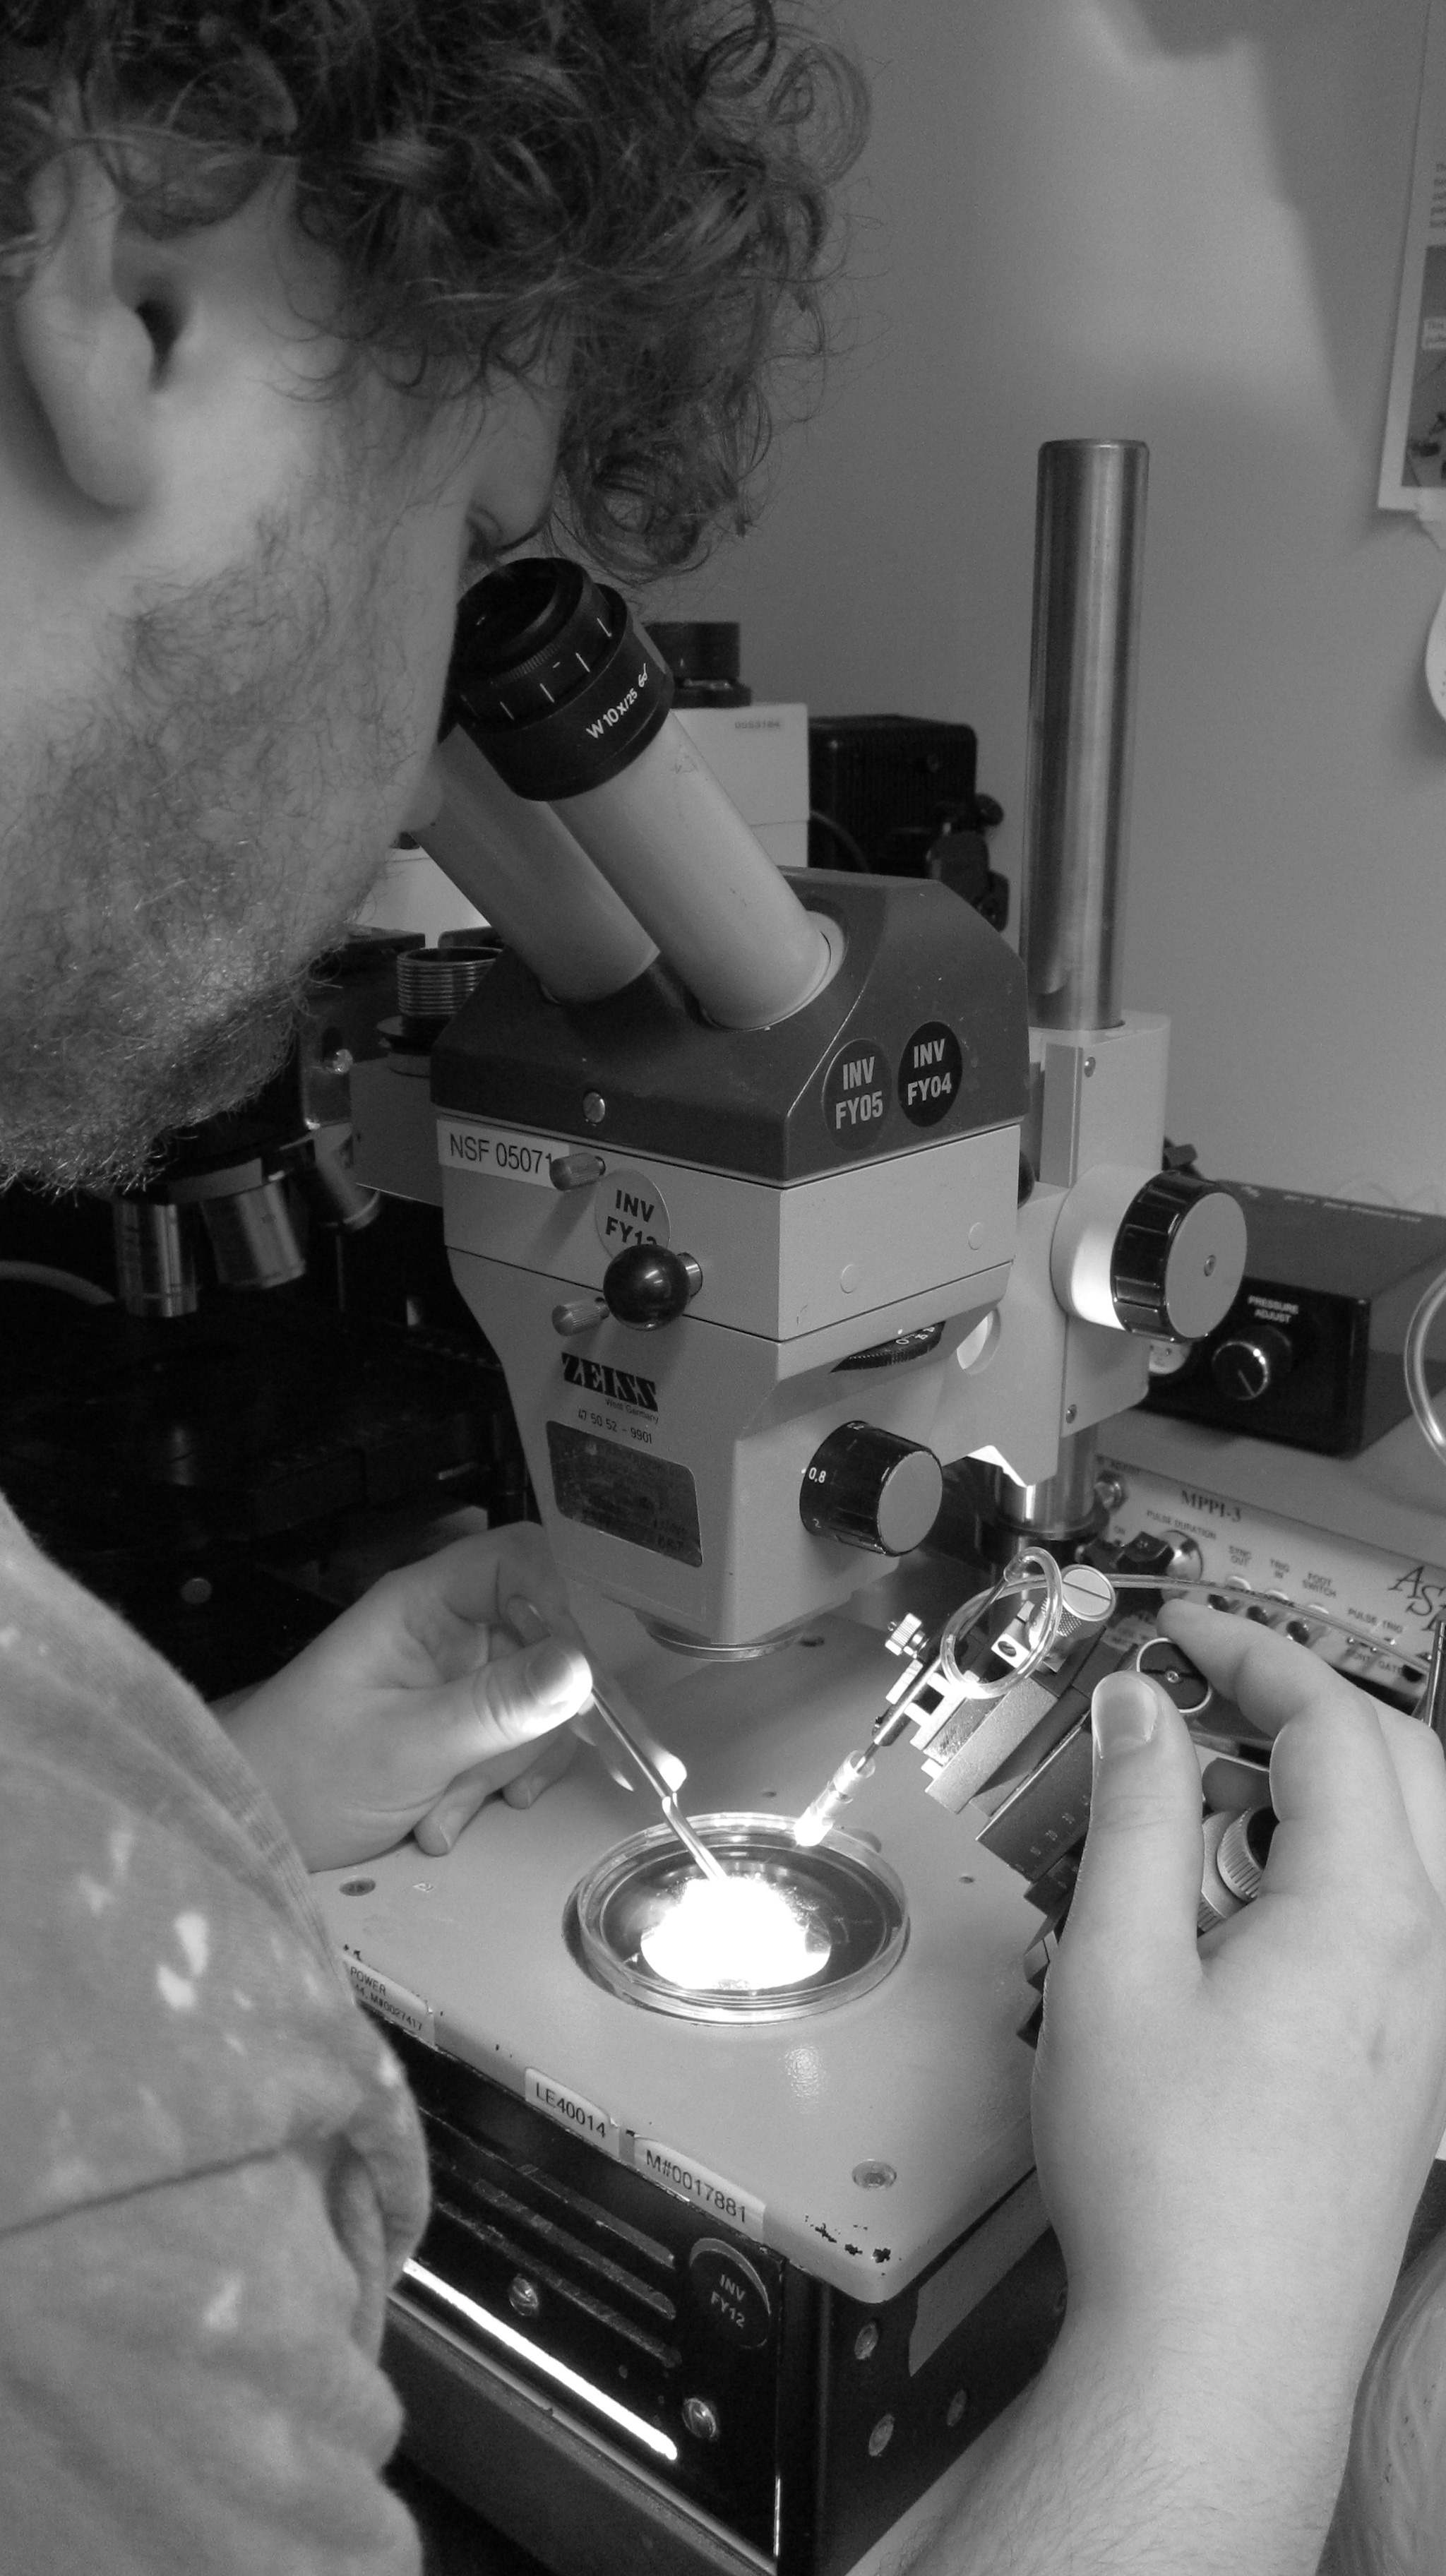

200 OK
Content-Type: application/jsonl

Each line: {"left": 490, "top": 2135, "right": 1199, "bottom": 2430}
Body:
{"left": 504, "top": 1594, "right": 549, "bottom": 1645}
{"left": 1091, "top": 1671, "right": 1161, "bottom": 1758}
{"left": 523, "top": 1639, "right": 590, "bottom": 1705}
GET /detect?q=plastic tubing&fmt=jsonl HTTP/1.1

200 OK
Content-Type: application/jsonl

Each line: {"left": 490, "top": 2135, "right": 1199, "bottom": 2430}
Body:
{"left": 936, "top": 1549, "right": 1066, "bottom": 1706}
{"left": 1404, "top": 1263, "right": 1446, "bottom": 1473}
{"left": 421, "top": 728, "right": 659, "bottom": 1004}
{"left": 0, "top": 1260, "right": 113, "bottom": 1304}
{"left": 551, "top": 714, "right": 835, "bottom": 1032}
{"left": 932, "top": 1563, "right": 1420, "bottom": 1681}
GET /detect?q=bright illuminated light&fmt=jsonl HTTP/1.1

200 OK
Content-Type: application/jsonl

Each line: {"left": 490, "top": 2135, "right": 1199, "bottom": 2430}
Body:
{"left": 640, "top": 1870, "right": 831, "bottom": 1992}
{"left": 400, "top": 2260, "right": 679, "bottom": 2462}
{"left": 794, "top": 1748, "right": 874, "bottom": 1847}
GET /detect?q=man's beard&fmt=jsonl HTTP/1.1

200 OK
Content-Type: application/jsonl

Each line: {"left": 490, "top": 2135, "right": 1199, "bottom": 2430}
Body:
{"left": 0, "top": 504, "right": 410, "bottom": 1193}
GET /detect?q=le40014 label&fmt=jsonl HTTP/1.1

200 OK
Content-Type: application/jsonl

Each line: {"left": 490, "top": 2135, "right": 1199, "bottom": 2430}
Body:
{"left": 525, "top": 2069, "right": 619, "bottom": 2154}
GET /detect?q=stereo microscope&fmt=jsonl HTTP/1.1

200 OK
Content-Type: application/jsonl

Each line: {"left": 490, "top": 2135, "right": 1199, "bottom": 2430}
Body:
{"left": 316, "top": 444, "right": 1248, "bottom": 2576}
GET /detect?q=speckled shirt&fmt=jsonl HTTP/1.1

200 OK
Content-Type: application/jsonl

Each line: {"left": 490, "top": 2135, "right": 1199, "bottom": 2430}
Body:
{"left": 0, "top": 1495, "right": 430, "bottom": 2572}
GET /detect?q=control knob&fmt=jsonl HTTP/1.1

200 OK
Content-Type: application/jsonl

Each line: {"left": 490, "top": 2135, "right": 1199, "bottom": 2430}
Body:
{"left": 603, "top": 1244, "right": 703, "bottom": 1330}
{"left": 1209, "top": 1323, "right": 1293, "bottom": 1404}
{"left": 800, "top": 1421, "right": 945, "bottom": 1557}
{"left": 1051, "top": 1167, "right": 1247, "bottom": 1342}
{"left": 1110, "top": 1172, "right": 1248, "bottom": 1340}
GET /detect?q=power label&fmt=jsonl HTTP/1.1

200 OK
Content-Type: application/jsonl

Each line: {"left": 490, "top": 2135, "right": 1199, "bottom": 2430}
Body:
{"left": 342, "top": 1955, "right": 437, "bottom": 2049}
{"left": 437, "top": 1120, "right": 560, "bottom": 1187}
{"left": 526, "top": 2070, "right": 619, "bottom": 2155}
{"left": 628, "top": 2136, "right": 765, "bottom": 2238}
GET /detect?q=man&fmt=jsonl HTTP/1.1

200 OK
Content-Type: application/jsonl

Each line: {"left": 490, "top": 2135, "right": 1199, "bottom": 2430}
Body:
{"left": 0, "top": 8, "right": 1442, "bottom": 2572}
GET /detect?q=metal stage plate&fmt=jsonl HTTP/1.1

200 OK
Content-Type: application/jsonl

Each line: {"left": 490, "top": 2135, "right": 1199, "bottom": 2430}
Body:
{"left": 313, "top": 1609, "right": 1040, "bottom": 2305}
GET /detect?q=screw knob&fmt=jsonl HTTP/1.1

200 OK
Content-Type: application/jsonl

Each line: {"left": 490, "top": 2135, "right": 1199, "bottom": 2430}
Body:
{"left": 602, "top": 1244, "right": 703, "bottom": 1330}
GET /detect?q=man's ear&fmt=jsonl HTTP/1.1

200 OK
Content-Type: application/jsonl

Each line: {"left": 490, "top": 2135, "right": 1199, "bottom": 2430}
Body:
{"left": 10, "top": 149, "right": 172, "bottom": 511}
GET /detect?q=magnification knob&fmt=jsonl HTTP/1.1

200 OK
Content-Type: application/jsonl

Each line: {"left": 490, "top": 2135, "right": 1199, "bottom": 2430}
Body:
{"left": 800, "top": 1421, "right": 945, "bottom": 1557}
{"left": 602, "top": 1244, "right": 703, "bottom": 1330}
{"left": 1209, "top": 1323, "right": 1293, "bottom": 1402}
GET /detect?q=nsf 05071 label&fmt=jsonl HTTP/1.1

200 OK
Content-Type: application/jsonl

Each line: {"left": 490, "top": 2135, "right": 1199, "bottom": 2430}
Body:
{"left": 437, "top": 1119, "right": 561, "bottom": 1188}
{"left": 628, "top": 2136, "right": 765, "bottom": 2238}
{"left": 526, "top": 2069, "right": 619, "bottom": 2155}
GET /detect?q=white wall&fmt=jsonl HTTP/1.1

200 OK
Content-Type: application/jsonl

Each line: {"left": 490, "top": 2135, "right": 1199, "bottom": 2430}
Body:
{"left": 645, "top": 0, "right": 1446, "bottom": 1208}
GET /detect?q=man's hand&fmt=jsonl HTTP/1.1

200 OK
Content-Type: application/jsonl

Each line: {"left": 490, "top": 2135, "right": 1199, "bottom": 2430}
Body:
{"left": 906, "top": 1601, "right": 1446, "bottom": 2576}
{"left": 217, "top": 1524, "right": 592, "bottom": 1871}
{"left": 1036, "top": 1602, "right": 1446, "bottom": 2373}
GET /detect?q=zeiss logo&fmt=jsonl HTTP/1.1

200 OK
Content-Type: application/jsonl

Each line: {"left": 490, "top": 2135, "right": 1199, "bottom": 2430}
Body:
{"left": 561, "top": 1355, "right": 658, "bottom": 1412}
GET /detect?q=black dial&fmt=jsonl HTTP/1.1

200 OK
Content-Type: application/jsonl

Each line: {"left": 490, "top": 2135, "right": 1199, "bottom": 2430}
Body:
{"left": 799, "top": 1421, "right": 944, "bottom": 1557}
{"left": 1209, "top": 1323, "right": 1293, "bottom": 1403}
{"left": 602, "top": 1245, "right": 703, "bottom": 1330}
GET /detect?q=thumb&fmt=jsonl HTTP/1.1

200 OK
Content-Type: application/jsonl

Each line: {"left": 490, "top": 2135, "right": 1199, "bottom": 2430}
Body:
{"left": 452, "top": 1636, "right": 593, "bottom": 1767}
{"left": 1058, "top": 1672, "right": 1205, "bottom": 1984}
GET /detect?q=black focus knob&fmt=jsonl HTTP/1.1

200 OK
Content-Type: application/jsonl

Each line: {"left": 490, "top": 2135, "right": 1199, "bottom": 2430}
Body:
{"left": 1111, "top": 1173, "right": 1247, "bottom": 1340}
{"left": 602, "top": 1244, "right": 703, "bottom": 1330}
{"left": 1209, "top": 1323, "right": 1293, "bottom": 1403}
{"left": 800, "top": 1421, "right": 944, "bottom": 1557}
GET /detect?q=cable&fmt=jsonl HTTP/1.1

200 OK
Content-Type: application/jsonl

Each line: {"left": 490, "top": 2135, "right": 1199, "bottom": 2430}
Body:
{"left": 1404, "top": 1263, "right": 1446, "bottom": 1472}
{"left": 0, "top": 1261, "right": 113, "bottom": 1306}
{"left": 927, "top": 1563, "right": 1422, "bottom": 1676}
{"left": 807, "top": 809, "right": 871, "bottom": 872}
{"left": 1106, "top": 1568, "right": 1416, "bottom": 1658}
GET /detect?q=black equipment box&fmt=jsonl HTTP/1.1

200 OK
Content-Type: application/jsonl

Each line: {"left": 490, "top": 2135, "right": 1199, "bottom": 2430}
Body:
{"left": 808, "top": 715, "right": 979, "bottom": 869}
{"left": 1143, "top": 1183, "right": 1446, "bottom": 1457}
{"left": 806, "top": 716, "right": 1009, "bottom": 930}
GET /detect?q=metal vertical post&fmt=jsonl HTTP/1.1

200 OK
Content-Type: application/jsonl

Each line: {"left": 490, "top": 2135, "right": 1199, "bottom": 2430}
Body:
{"left": 1020, "top": 441, "right": 1148, "bottom": 1032}
{"left": 997, "top": 441, "right": 1149, "bottom": 1549}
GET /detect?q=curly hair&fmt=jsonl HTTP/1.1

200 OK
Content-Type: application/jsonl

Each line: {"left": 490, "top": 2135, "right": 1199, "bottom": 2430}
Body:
{"left": 0, "top": 1, "right": 866, "bottom": 577}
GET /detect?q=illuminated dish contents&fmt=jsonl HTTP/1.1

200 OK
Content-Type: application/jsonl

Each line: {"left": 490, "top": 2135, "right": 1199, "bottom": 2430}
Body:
{"left": 639, "top": 1868, "right": 832, "bottom": 1992}
{"left": 568, "top": 1814, "right": 907, "bottom": 2023}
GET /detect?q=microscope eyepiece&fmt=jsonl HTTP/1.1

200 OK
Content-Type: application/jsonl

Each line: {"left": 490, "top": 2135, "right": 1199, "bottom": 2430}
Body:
{"left": 438, "top": 553, "right": 834, "bottom": 1028}
{"left": 443, "top": 556, "right": 674, "bottom": 800}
